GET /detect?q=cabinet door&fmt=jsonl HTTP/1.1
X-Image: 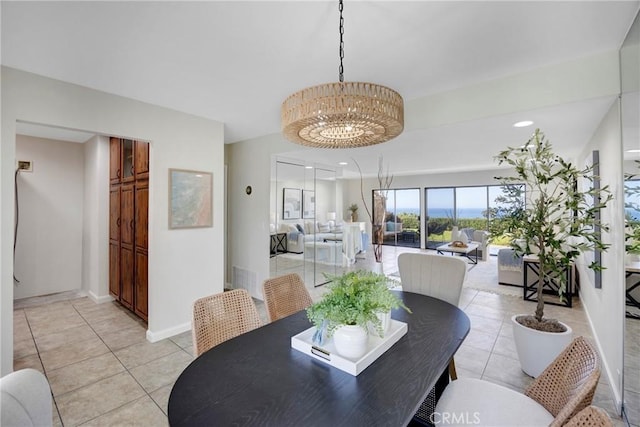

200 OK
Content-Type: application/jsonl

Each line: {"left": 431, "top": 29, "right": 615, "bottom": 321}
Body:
{"left": 121, "top": 184, "right": 135, "bottom": 246}
{"left": 109, "top": 186, "right": 121, "bottom": 241}
{"left": 135, "top": 141, "right": 149, "bottom": 180}
{"left": 109, "top": 137, "right": 121, "bottom": 184}
{"left": 134, "top": 250, "right": 148, "bottom": 321}
{"left": 109, "top": 242, "right": 120, "bottom": 298}
{"left": 120, "top": 246, "right": 134, "bottom": 309}
{"left": 135, "top": 181, "right": 148, "bottom": 250}
{"left": 121, "top": 139, "right": 135, "bottom": 183}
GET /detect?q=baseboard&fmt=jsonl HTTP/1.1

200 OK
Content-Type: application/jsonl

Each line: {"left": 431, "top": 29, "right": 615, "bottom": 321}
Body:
{"left": 146, "top": 322, "right": 191, "bottom": 343}
{"left": 582, "top": 304, "right": 623, "bottom": 414}
{"left": 87, "top": 291, "right": 114, "bottom": 304}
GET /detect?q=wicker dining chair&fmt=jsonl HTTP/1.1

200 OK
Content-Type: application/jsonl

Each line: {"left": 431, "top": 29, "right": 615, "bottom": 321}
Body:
{"left": 192, "top": 289, "right": 262, "bottom": 357}
{"left": 565, "top": 406, "right": 614, "bottom": 427}
{"left": 434, "top": 336, "right": 601, "bottom": 427}
{"left": 262, "top": 273, "right": 313, "bottom": 322}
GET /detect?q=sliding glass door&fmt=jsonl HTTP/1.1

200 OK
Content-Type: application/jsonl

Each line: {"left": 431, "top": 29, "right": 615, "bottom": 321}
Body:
{"left": 425, "top": 185, "right": 522, "bottom": 250}
{"left": 425, "top": 188, "right": 454, "bottom": 249}
{"left": 372, "top": 188, "right": 420, "bottom": 248}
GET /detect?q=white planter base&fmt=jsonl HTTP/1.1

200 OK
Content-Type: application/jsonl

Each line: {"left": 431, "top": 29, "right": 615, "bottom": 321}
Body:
{"left": 333, "top": 325, "right": 368, "bottom": 359}
{"left": 511, "top": 314, "right": 572, "bottom": 378}
{"left": 372, "top": 262, "right": 384, "bottom": 275}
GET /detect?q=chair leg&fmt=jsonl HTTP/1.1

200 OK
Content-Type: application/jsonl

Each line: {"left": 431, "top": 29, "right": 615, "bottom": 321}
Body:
{"left": 448, "top": 357, "right": 457, "bottom": 381}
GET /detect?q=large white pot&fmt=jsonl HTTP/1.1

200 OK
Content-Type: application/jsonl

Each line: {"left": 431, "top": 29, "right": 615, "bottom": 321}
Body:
{"left": 333, "top": 325, "right": 368, "bottom": 359}
{"left": 511, "top": 314, "right": 573, "bottom": 378}
{"left": 372, "top": 261, "right": 384, "bottom": 275}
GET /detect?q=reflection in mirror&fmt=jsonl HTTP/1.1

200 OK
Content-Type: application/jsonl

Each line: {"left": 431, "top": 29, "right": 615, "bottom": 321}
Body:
{"left": 621, "top": 10, "right": 640, "bottom": 427}
{"left": 270, "top": 159, "right": 342, "bottom": 289}
{"left": 270, "top": 159, "right": 305, "bottom": 283}
{"left": 309, "top": 167, "right": 339, "bottom": 287}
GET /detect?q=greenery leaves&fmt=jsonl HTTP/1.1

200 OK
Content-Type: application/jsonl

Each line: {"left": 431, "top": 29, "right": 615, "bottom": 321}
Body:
{"left": 306, "top": 270, "right": 410, "bottom": 337}
{"left": 491, "top": 129, "right": 612, "bottom": 323}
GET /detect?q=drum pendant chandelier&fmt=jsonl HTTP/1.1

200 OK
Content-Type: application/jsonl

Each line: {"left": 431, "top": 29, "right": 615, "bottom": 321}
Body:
{"left": 281, "top": 0, "right": 404, "bottom": 149}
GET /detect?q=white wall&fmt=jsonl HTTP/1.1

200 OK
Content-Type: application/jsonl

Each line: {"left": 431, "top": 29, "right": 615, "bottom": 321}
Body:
{"left": 1, "top": 67, "right": 224, "bottom": 374}
{"left": 14, "top": 135, "right": 85, "bottom": 299}
{"left": 575, "top": 100, "right": 625, "bottom": 410}
{"left": 83, "top": 135, "right": 111, "bottom": 303}
{"left": 226, "top": 135, "right": 310, "bottom": 298}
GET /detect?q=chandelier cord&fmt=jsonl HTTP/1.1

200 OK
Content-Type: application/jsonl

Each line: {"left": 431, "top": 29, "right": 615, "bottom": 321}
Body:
{"left": 338, "top": 0, "right": 344, "bottom": 83}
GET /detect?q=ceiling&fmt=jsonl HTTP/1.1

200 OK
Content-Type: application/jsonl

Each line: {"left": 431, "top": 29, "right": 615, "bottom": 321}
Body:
{"left": 3, "top": 1, "right": 639, "bottom": 177}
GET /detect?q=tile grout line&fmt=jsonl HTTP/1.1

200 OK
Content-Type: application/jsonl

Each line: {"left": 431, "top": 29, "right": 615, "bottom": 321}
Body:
{"left": 20, "top": 307, "right": 65, "bottom": 426}
{"left": 68, "top": 300, "right": 174, "bottom": 423}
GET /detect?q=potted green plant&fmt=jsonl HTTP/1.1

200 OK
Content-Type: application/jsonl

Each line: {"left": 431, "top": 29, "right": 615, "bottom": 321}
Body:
{"left": 306, "top": 270, "right": 410, "bottom": 358}
{"left": 493, "top": 129, "right": 611, "bottom": 377}
{"left": 348, "top": 203, "right": 359, "bottom": 222}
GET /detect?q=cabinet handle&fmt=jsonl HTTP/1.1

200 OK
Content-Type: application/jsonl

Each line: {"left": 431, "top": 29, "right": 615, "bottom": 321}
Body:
{"left": 131, "top": 166, "right": 135, "bottom": 175}
{"left": 117, "top": 169, "right": 121, "bottom": 178}
{"left": 117, "top": 218, "right": 121, "bottom": 227}
{"left": 130, "top": 220, "right": 135, "bottom": 230}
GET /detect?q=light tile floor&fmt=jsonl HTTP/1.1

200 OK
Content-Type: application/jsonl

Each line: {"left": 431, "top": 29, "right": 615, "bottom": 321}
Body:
{"left": 14, "top": 246, "right": 626, "bottom": 426}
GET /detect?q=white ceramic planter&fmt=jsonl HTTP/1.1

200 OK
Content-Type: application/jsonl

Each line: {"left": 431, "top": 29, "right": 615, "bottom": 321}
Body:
{"left": 369, "top": 311, "right": 391, "bottom": 337}
{"left": 372, "top": 262, "right": 384, "bottom": 275}
{"left": 511, "top": 314, "right": 573, "bottom": 378}
{"left": 333, "top": 325, "right": 368, "bottom": 359}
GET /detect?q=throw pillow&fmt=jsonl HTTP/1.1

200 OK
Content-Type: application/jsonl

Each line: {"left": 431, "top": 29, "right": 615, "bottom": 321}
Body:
{"left": 296, "top": 224, "right": 305, "bottom": 234}
{"left": 318, "top": 222, "right": 330, "bottom": 233}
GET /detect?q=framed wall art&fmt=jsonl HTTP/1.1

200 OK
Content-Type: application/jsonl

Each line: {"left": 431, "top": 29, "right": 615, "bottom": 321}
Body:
{"left": 169, "top": 168, "right": 213, "bottom": 229}
{"left": 283, "top": 188, "right": 301, "bottom": 219}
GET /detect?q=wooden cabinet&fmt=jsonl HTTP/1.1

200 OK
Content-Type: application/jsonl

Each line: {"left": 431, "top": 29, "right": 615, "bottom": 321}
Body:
{"left": 134, "top": 180, "right": 149, "bottom": 321}
{"left": 135, "top": 141, "right": 149, "bottom": 180}
{"left": 110, "top": 137, "right": 121, "bottom": 184}
{"left": 109, "top": 138, "right": 149, "bottom": 321}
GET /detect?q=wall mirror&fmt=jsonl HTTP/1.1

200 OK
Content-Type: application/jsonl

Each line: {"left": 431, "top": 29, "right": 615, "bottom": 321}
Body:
{"left": 270, "top": 158, "right": 342, "bottom": 288}
{"left": 621, "top": 9, "right": 640, "bottom": 427}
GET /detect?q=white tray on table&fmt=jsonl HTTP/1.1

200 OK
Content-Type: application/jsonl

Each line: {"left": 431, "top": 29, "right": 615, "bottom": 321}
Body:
{"left": 291, "top": 319, "right": 407, "bottom": 376}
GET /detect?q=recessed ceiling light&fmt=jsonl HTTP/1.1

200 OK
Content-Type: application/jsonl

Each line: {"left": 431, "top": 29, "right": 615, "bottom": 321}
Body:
{"left": 305, "top": 166, "right": 313, "bottom": 169}
{"left": 627, "top": 149, "right": 640, "bottom": 153}
{"left": 513, "top": 120, "right": 534, "bottom": 128}
{"left": 338, "top": 162, "right": 348, "bottom": 166}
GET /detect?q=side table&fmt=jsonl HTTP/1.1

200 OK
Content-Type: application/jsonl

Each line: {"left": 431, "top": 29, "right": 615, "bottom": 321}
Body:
{"left": 523, "top": 255, "right": 574, "bottom": 308}
{"left": 270, "top": 232, "right": 287, "bottom": 256}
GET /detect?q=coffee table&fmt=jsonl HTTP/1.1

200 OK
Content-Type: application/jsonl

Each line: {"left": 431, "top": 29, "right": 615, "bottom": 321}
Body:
{"left": 436, "top": 242, "right": 479, "bottom": 265}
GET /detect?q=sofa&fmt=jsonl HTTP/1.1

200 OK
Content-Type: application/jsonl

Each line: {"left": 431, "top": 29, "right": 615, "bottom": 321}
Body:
{"left": 276, "top": 220, "right": 345, "bottom": 254}
{"left": 497, "top": 248, "right": 523, "bottom": 286}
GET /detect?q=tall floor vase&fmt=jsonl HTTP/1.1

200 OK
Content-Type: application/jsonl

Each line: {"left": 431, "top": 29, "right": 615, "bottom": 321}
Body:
{"left": 372, "top": 261, "right": 384, "bottom": 274}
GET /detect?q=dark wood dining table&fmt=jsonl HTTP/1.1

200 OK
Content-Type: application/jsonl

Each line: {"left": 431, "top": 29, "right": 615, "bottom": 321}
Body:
{"left": 168, "top": 291, "right": 470, "bottom": 426}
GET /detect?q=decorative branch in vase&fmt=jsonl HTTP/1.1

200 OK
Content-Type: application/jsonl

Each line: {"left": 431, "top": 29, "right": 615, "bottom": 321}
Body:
{"left": 353, "top": 156, "right": 393, "bottom": 270}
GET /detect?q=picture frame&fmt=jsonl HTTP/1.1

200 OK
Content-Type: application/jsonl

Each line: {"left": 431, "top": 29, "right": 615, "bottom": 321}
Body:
{"left": 303, "top": 190, "right": 315, "bottom": 219}
{"left": 283, "top": 188, "right": 301, "bottom": 219}
{"left": 169, "top": 168, "right": 213, "bottom": 229}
